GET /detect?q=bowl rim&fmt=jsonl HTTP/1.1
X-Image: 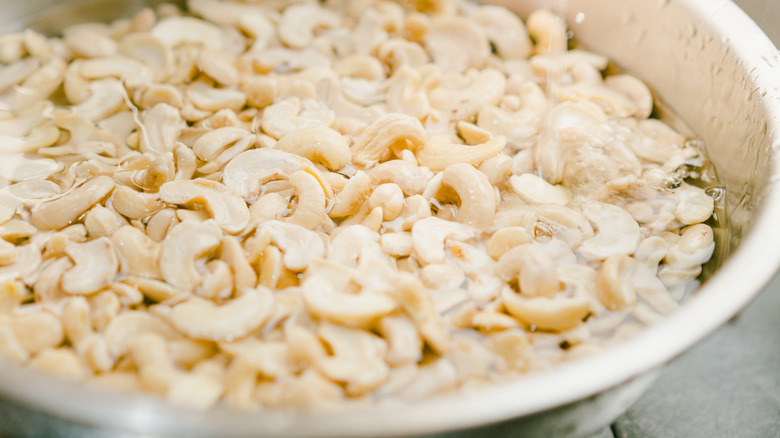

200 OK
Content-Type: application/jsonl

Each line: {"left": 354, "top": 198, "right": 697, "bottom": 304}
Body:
{"left": 2, "top": 0, "right": 780, "bottom": 436}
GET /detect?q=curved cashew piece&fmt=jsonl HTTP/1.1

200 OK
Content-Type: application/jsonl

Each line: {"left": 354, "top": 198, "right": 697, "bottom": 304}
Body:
{"left": 477, "top": 82, "right": 548, "bottom": 151}
{"left": 411, "top": 217, "right": 473, "bottom": 265}
{"left": 471, "top": 5, "right": 532, "bottom": 60}
{"left": 80, "top": 56, "right": 154, "bottom": 85}
{"left": 665, "top": 224, "right": 715, "bottom": 269}
{"left": 425, "top": 16, "right": 489, "bottom": 73}
{"left": 287, "top": 170, "right": 327, "bottom": 230}
{"left": 192, "top": 126, "right": 249, "bottom": 162}
{"left": 262, "top": 97, "right": 335, "bottom": 140}
{"left": 139, "top": 103, "right": 184, "bottom": 155}
{"left": 502, "top": 288, "right": 590, "bottom": 332}
{"left": 580, "top": 201, "right": 641, "bottom": 261}
{"left": 111, "top": 226, "right": 161, "bottom": 279}
{"left": 186, "top": 80, "right": 246, "bottom": 113}
{"left": 159, "top": 179, "right": 249, "bottom": 234}
{"left": 31, "top": 176, "right": 114, "bottom": 231}
{"left": 351, "top": 113, "right": 427, "bottom": 166}
{"left": 526, "top": 9, "right": 567, "bottom": 55}
{"left": 429, "top": 69, "right": 506, "bottom": 122}
{"left": 495, "top": 245, "right": 560, "bottom": 298}
{"left": 416, "top": 136, "right": 506, "bottom": 171}
{"left": 84, "top": 206, "right": 127, "bottom": 238}
{"left": 367, "top": 160, "right": 431, "bottom": 196}
{"left": 435, "top": 163, "right": 496, "bottom": 228}
{"left": 160, "top": 220, "right": 222, "bottom": 292}
{"left": 486, "top": 227, "right": 533, "bottom": 260}
{"left": 378, "top": 315, "right": 423, "bottom": 366}
{"left": 303, "top": 277, "right": 397, "bottom": 327}
{"left": 606, "top": 74, "right": 654, "bottom": 120}
{"left": 317, "top": 322, "right": 389, "bottom": 396}
{"left": 367, "top": 184, "right": 405, "bottom": 222}
{"left": 111, "top": 186, "right": 165, "bottom": 220}
{"left": 674, "top": 183, "right": 714, "bottom": 225}
{"left": 278, "top": 3, "right": 341, "bottom": 49}
{"left": 119, "top": 32, "right": 173, "bottom": 80}
{"left": 261, "top": 220, "right": 325, "bottom": 272}
{"left": 276, "top": 127, "right": 351, "bottom": 171}
{"left": 222, "top": 148, "right": 329, "bottom": 202}
{"left": 161, "top": 287, "right": 274, "bottom": 342}
{"left": 597, "top": 254, "right": 638, "bottom": 311}
{"left": 329, "top": 171, "right": 371, "bottom": 219}
{"left": 62, "top": 238, "right": 119, "bottom": 295}
{"left": 151, "top": 16, "right": 223, "bottom": 50}
{"left": 72, "top": 79, "right": 126, "bottom": 122}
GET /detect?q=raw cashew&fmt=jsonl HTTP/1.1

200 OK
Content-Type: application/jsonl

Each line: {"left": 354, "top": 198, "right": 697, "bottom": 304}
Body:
{"left": 276, "top": 127, "right": 351, "bottom": 171}
{"left": 160, "top": 220, "right": 222, "bottom": 292}
{"left": 435, "top": 163, "right": 496, "bottom": 228}
{"left": 502, "top": 288, "right": 590, "bottom": 332}
{"left": 416, "top": 136, "right": 506, "bottom": 171}
{"left": 351, "top": 114, "right": 427, "bottom": 166}
{"left": 161, "top": 287, "right": 275, "bottom": 342}
{"left": 286, "top": 170, "right": 327, "bottom": 230}
{"left": 31, "top": 176, "right": 115, "bottom": 231}
{"left": 159, "top": 179, "right": 250, "bottom": 234}
{"left": 62, "top": 238, "right": 119, "bottom": 295}
{"left": 495, "top": 245, "right": 560, "bottom": 298}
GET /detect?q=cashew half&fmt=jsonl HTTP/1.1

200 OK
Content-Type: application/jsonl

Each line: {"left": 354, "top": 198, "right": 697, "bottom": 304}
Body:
{"left": 159, "top": 179, "right": 249, "bottom": 234}
{"left": 411, "top": 217, "right": 473, "bottom": 265}
{"left": 160, "top": 220, "right": 222, "bottom": 292}
{"left": 161, "top": 287, "right": 275, "bottom": 342}
{"left": 495, "top": 244, "right": 560, "bottom": 298}
{"left": 579, "top": 201, "right": 641, "bottom": 261}
{"left": 434, "top": 163, "right": 496, "bottom": 228}
{"left": 429, "top": 69, "right": 506, "bottom": 122}
{"left": 62, "top": 238, "right": 119, "bottom": 295}
{"left": 276, "top": 127, "right": 351, "bottom": 171}
{"left": 502, "top": 288, "right": 590, "bottom": 332}
{"left": 416, "top": 136, "right": 506, "bottom": 171}
{"left": 31, "top": 176, "right": 115, "bottom": 231}
{"left": 351, "top": 113, "right": 427, "bottom": 166}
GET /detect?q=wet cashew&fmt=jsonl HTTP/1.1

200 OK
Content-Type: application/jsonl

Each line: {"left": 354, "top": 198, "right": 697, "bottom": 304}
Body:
{"left": 351, "top": 114, "right": 427, "bottom": 166}
{"left": 159, "top": 179, "right": 250, "bottom": 234}
{"left": 31, "top": 176, "right": 115, "bottom": 231}
{"left": 62, "top": 238, "right": 119, "bottom": 295}
{"left": 495, "top": 244, "right": 560, "bottom": 298}
{"left": 160, "top": 287, "right": 274, "bottom": 342}
{"left": 597, "top": 254, "right": 639, "bottom": 311}
{"left": 275, "top": 127, "right": 351, "bottom": 171}
{"left": 160, "top": 220, "right": 222, "bottom": 292}
{"left": 502, "top": 288, "right": 590, "bottom": 332}
{"left": 434, "top": 163, "right": 496, "bottom": 228}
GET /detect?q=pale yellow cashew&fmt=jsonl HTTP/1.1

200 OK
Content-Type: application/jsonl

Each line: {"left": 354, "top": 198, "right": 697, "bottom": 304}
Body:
{"left": 275, "top": 126, "right": 351, "bottom": 171}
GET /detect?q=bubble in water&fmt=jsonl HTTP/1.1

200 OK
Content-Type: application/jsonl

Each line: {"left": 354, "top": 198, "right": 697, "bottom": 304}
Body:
{"left": 706, "top": 187, "right": 726, "bottom": 202}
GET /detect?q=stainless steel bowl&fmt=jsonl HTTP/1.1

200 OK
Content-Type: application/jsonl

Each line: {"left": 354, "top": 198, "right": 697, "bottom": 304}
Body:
{"left": 1, "top": 0, "right": 779, "bottom": 437}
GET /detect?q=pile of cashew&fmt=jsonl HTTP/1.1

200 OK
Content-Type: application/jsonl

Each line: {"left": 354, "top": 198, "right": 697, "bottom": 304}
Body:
{"left": 0, "top": 0, "right": 720, "bottom": 411}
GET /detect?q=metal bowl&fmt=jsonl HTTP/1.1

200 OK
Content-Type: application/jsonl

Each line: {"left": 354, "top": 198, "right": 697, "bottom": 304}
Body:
{"left": 1, "top": 0, "right": 779, "bottom": 437}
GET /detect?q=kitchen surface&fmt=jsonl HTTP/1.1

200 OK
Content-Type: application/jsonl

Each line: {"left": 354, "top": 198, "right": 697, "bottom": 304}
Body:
{"left": 611, "top": 1, "right": 780, "bottom": 437}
